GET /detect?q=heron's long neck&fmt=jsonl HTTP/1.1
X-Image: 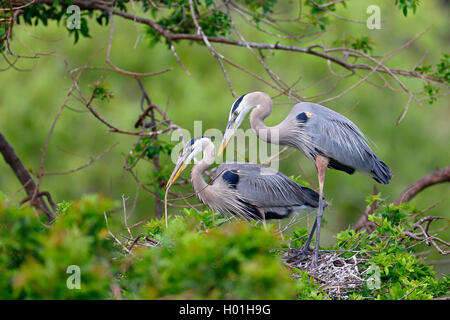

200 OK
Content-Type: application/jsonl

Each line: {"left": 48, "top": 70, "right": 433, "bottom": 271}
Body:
{"left": 191, "top": 143, "right": 215, "bottom": 195}
{"left": 249, "top": 101, "right": 283, "bottom": 145}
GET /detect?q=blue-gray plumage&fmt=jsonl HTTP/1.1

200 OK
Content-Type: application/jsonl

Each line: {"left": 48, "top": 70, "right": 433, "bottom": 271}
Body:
{"left": 214, "top": 162, "right": 320, "bottom": 220}
{"left": 166, "top": 137, "right": 320, "bottom": 223}
{"left": 218, "top": 91, "right": 393, "bottom": 266}
{"left": 284, "top": 102, "right": 392, "bottom": 184}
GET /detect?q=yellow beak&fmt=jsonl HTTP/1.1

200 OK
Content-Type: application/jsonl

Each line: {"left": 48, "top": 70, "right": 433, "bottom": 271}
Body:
{"left": 217, "top": 136, "right": 230, "bottom": 156}
{"left": 217, "top": 123, "right": 236, "bottom": 156}
{"left": 166, "top": 162, "right": 186, "bottom": 189}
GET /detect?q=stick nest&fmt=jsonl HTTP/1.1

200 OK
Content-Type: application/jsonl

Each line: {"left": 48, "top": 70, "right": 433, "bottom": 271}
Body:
{"left": 285, "top": 249, "right": 367, "bottom": 299}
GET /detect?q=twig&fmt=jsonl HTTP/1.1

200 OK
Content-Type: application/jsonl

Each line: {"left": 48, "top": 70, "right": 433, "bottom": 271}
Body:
{"left": 43, "top": 142, "right": 118, "bottom": 176}
{"left": 104, "top": 211, "right": 131, "bottom": 254}
{"left": 353, "top": 185, "right": 378, "bottom": 232}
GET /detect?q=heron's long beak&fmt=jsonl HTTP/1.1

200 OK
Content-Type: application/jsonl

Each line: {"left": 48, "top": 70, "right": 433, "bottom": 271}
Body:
{"left": 217, "top": 121, "right": 237, "bottom": 156}
{"left": 166, "top": 155, "right": 189, "bottom": 189}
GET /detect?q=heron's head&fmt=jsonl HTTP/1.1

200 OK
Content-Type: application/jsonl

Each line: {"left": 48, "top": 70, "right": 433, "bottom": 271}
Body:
{"left": 218, "top": 92, "right": 264, "bottom": 155}
{"left": 166, "top": 136, "right": 210, "bottom": 188}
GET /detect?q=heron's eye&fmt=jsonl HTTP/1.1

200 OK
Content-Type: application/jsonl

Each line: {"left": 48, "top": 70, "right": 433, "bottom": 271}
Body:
{"left": 233, "top": 111, "right": 238, "bottom": 116}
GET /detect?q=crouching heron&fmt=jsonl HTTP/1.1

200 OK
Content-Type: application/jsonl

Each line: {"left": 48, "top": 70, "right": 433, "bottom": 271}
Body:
{"left": 166, "top": 136, "right": 321, "bottom": 225}
{"left": 218, "top": 92, "right": 393, "bottom": 265}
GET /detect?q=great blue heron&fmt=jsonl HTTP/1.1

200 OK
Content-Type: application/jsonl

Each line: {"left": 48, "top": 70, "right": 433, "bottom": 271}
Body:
{"left": 166, "top": 136, "right": 321, "bottom": 224}
{"left": 218, "top": 91, "right": 392, "bottom": 265}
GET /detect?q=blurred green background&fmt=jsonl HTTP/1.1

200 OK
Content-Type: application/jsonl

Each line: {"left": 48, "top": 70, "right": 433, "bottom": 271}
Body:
{"left": 0, "top": 1, "right": 448, "bottom": 270}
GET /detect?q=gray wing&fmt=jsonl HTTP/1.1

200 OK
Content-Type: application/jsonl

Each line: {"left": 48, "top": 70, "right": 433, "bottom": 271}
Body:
{"left": 291, "top": 102, "right": 392, "bottom": 183}
{"left": 214, "top": 162, "right": 319, "bottom": 219}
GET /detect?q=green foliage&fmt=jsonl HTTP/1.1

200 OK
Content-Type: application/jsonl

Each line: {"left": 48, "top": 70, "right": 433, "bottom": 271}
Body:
{"left": 0, "top": 194, "right": 447, "bottom": 300}
{"left": 91, "top": 81, "right": 115, "bottom": 102}
{"left": 19, "top": 3, "right": 67, "bottom": 27}
{"left": 16, "top": 2, "right": 122, "bottom": 44}
{"left": 293, "top": 268, "right": 325, "bottom": 300}
{"left": 334, "top": 201, "right": 449, "bottom": 300}
{"left": 394, "top": 0, "right": 420, "bottom": 17}
{"left": 287, "top": 226, "right": 310, "bottom": 249}
{"left": 143, "top": 0, "right": 232, "bottom": 47}
{"left": 1, "top": 0, "right": 448, "bottom": 300}
{"left": 68, "top": 15, "right": 91, "bottom": 44}
{"left": 5, "top": 0, "right": 423, "bottom": 50}
{"left": 304, "top": 0, "right": 346, "bottom": 31}
{"left": 353, "top": 36, "right": 374, "bottom": 54}
{"left": 0, "top": 22, "right": 8, "bottom": 51}
{"left": 415, "top": 53, "right": 450, "bottom": 83}
{"left": 243, "top": 0, "right": 277, "bottom": 23}
{"left": 17, "top": 3, "right": 92, "bottom": 44}
{"left": 423, "top": 83, "right": 439, "bottom": 104}
{"left": 180, "top": 207, "right": 228, "bottom": 228}
{"left": 414, "top": 53, "right": 449, "bottom": 103}
{"left": 10, "top": 1, "right": 277, "bottom": 47}
{"left": 0, "top": 194, "right": 118, "bottom": 299}
{"left": 305, "top": 0, "right": 342, "bottom": 14}
{"left": 199, "top": 9, "right": 231, "bottom": 37}
{"left": 122, "top": 216, "right": 296, "bottom": 299}
{"left": 126, "top": 137, "right": 174, "bottom": 199}
{"left": 436, "top": 53, "right": 450, "bottom": 83}
{"left": 334, "top": 36, "right": 375, "bottom": 54}
{"left": 288, "top": 175, "right": 311, "bottom": 187}
{"left": 304, "top": 0, "right": 421, "bottom": 31}
{"left": 244, "top": 0, "right": 277, "bottom": 15}
{"left": 130, "top": 137, "right": 173, "bottom": 164}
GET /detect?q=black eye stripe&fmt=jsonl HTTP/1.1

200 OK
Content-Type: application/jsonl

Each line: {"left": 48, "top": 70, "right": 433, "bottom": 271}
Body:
{"left": 187, "top": 137, "right": 200, "bottom": 147}
{"left": 231, "top": 94, "right": 246, "bottom": 114}
{"left": 186, "top": 136, "right": 211, "bottom": 148}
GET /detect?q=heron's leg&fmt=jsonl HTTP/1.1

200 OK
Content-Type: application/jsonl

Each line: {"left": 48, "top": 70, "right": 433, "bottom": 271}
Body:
{"left": 256, "top": 207, "right": 267, "bottom": 229}
{"left": 278, "top": 220, "right": 284, "bottom": 242}
{"left": 303, "top": 218, "right": 317, "bottom": 250}
{"left": 312, "top": 155, "right": 328, "bottom": 266}
{"left": 286, "top": 218, "right": 317, "bottom": 260}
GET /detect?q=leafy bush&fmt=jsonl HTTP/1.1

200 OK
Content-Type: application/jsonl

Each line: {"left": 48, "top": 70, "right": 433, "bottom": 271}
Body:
{"left": 0, "top": 193, "right": 447, "bottom": 300}
{"left": 333, "top": 202, "right": 449, "bottom": 299}
{"left": 121, "top": 215, "right": 296, "bottom": 299}
{"left": 0, "top": 194, "right": 117, "bottom": 299}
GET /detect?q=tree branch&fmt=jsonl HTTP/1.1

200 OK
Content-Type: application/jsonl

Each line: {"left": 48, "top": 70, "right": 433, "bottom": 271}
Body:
{"left": 394, "top": 165, "right": 450, "bottom": 205}
{"left": 0, "top": 130, "right": 54, "bottom": 221}
{"left": 12, "top": 0, "right": 446, "bottom": 84}
{"left": 353, "top": 185, "right": 377, "bottom": 232}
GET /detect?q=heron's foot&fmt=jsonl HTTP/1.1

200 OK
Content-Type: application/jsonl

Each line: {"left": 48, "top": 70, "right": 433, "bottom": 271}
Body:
{"left": 286, "top": 246, "right": 312, "bottom": 262}
{"left": 310, "top": 248, "right": 320, "bottom": 267}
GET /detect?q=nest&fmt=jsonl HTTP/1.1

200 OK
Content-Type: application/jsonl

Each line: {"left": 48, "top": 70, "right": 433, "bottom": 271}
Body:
{"left": 284, "top": 249, "right": 367, "bottom": 299}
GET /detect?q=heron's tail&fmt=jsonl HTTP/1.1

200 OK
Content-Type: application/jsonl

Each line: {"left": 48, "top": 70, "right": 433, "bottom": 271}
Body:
{"left": 300, "top": 186, "right": 327, "bottom": 209}
{"left": 371, "top": 157, "right": 393, "bottom": 184}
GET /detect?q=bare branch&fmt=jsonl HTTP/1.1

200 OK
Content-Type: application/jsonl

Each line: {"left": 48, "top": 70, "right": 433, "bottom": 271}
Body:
{"left": 404, "top": 216, "right": 449, "bottom": 255}
{"left": 394, "top": 165, "right": 450, "bottom": 205}
{"left": 0, "top": 130, "right": 54, "bottom": 220}
{"left": 43, "top": 142, "right": 119, "bottom": 176}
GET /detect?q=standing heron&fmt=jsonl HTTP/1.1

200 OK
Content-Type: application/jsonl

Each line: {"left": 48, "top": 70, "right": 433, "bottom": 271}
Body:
{"left": 166, "top": 136, "right": 321, "bottom": 224}
{"left": 218, "top": 92, "right": 392, "bottom": 265}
